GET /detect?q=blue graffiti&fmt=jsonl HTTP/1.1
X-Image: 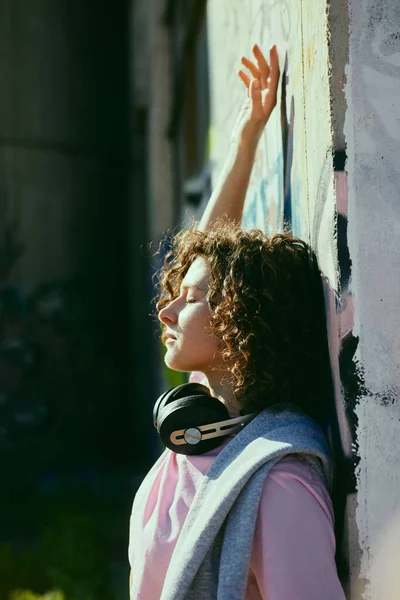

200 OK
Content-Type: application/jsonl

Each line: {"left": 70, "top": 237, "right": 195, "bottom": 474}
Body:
{"left": 242, "top": 150, "right": 284, "bottom": 233}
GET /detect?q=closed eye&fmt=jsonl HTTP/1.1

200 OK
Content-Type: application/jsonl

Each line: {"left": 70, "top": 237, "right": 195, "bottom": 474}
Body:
{"left": 185, "top": 297, "right": 196, "bottom": 304}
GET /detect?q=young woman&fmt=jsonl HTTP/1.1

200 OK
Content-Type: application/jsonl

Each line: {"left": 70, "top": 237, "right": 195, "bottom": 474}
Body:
{"left": 129, "top": 45, "right": 345, "bottom": 599}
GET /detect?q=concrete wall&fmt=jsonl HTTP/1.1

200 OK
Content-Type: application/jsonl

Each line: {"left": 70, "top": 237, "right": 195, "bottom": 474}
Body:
{"left": 345, "top": 1, "right": 400, "bottom": 598}
{"left": 206, "top": 0, "right": 354, "bottom": 593}
{"left": 207, "top": 0, "right": 400, "bottom": 597}
{"left": 207, "top": 0, "right": 336, "bottom": 281}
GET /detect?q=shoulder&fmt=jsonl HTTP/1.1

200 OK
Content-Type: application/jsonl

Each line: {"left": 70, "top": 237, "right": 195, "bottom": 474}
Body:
{"left": 262, "top": 454, "right": 334, "bottom": 521}
{"left": 251, "top": 455, "right": 345, "bottom": 599}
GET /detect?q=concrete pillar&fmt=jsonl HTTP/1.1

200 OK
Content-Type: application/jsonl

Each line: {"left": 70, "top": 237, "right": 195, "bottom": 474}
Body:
{"left": 0, "top": 0, "right": 129, "bottom": 295}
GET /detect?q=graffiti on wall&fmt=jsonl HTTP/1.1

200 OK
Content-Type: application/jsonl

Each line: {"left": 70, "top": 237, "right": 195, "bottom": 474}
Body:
{"left": 241, "top": 51, "right": 295, "bottom": 234}
{"left": 208, "top": 0, "right": 358, "bottom": 587}
{"left": 209, "top": 0, "right": 321, "bottom": 240}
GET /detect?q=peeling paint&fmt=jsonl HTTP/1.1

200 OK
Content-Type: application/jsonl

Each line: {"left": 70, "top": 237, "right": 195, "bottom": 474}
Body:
{"left": 345, "top": 0, "right": 400, "bottom": 598}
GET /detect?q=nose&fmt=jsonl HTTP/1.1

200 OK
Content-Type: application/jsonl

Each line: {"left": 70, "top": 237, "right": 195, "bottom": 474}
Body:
{"left": 158, "top": 298, "right": 178, "bottom": 325}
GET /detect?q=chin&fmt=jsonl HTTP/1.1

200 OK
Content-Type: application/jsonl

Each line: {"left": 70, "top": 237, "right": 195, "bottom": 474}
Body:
{"left": 164, "top": 355, "right": 202, "bottom": 374}
{"left": 164, "top": 360, "right": 193, "bottom": 373}
{"left": 164, "top": 355, "right": 185, "bottom": 372}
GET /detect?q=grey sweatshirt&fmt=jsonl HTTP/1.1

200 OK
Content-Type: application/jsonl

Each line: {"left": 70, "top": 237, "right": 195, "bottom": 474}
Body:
{"left": 159, "top": 408, "right": 332, "bottom": 600}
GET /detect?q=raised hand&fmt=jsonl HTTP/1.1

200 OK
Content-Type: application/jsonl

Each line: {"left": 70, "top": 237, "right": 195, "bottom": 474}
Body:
{"left": 232, "top": 45, "right": 280, "bottom": 147}
{"left": 199, "top": 45, "right": 280, "bottom": 233}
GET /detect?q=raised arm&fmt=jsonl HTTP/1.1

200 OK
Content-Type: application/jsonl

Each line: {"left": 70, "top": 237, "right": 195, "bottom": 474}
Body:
{"left": 198, "top": 45, "right": 280, "bottom": 233}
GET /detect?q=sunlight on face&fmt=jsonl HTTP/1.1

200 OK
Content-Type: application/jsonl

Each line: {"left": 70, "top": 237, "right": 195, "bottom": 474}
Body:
{"left": 158, "top": 257, "right": 222, "bottom": 374}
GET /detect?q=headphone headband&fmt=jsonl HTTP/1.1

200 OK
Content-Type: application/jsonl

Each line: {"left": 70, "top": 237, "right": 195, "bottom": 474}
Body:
{"left": 170, "top": 412, "right": 256, "bottom": 447}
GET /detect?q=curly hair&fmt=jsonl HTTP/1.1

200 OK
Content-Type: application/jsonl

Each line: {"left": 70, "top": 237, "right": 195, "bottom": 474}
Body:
{"left": 156, "top": 220, "right": 333, "bottom": 426}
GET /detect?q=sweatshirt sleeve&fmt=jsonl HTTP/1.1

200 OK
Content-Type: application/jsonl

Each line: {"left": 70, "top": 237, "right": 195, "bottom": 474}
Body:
{"left": 250, "top": 457, "right": 346, "bottom": 600}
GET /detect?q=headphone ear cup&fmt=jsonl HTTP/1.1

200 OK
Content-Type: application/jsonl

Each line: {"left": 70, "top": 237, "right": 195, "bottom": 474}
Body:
{"left": 155, "top": 384, "right": 230, "bottom": 455}
{"left": 153, "top": 388, "right": 172, "bottom": 428}
{"left": 153, "top": 383, "right": 211, "bottom": 429}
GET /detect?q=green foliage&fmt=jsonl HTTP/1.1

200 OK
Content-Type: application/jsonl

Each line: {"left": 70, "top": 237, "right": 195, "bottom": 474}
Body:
{"left": 161, "top": 342, "right": 186, "bottom": 388}
{"left": 0, "top": 543, "right": 19, "bottom": 596}
{"left": 0, "top": 512, "right": 117, "bottom": 600}
{"left": 9, "top": 590, "right": 64, "bottom": 600}
{"left": 41, "top": 513, "right": 108, "bottom": 600}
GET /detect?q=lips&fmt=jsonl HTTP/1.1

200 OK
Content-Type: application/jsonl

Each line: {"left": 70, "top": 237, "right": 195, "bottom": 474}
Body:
{"left": 165, "top": 332, "right": 177, "bottom": 340}
{"left": 164, "top": 332, "right": 177, "bottom": 344}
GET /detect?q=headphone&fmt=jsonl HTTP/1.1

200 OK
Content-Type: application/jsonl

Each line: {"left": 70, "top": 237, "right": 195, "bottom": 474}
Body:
{"left": 153, "top": 382, "right": 257, "bottom": 456}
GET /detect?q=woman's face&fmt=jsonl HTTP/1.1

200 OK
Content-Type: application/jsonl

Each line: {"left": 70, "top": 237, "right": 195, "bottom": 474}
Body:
{"left": 158, "top": 256, "right": 222, "bottom": 374}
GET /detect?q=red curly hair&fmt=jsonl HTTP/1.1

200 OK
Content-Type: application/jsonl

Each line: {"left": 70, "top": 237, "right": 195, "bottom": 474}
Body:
{"left": 156, "top": 220, "right": 332, "bottom": 426}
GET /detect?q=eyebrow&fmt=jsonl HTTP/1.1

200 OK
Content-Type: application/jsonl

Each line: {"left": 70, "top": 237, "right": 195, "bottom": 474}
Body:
{"left": 180, "top": 283, "right": 206, "bottom": 292}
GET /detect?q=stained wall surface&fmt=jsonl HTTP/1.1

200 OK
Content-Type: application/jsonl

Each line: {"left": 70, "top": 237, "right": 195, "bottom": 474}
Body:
{"left": 207, "top": 0, "right": 336, "bottom": 282}
{"left": 207, "top": 0, "right": 400, "bottom": 598}
{"left": 345, "top": 1, "right": 400, "bottom": 598}
{"left": 206, "top": 0, "right": 354, "bottom": 594}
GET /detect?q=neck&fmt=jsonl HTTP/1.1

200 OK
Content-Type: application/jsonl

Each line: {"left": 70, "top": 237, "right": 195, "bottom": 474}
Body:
{"left": 202, "top": 371, "right": 242, "bottom": 417}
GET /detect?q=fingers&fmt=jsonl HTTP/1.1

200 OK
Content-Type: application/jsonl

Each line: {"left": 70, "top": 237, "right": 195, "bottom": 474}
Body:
{"left": 253, "top": 44, "right": 270, "bottom": 88}
{"left": 239, "top": 45, "right": 280, "bottom": 113}
{"left": 253, "top": 44, "right": 269, "bottom": 72}
{"left": 268, "top": 45, "right": 280, "bottom": 94}
{"left": 260, "top": 46, "right": 280, "bottom": 117}
{"left": 241, "top": 45, "right": 273, "bottom": 91}
{"left": 238, "top": 69, "right": 251, "bottom": 89}
{"left": 249, "top": 79, "right": 262, "bottom": 105}
{"left": 240, "top": 56, "right": 261, "bottom": 80}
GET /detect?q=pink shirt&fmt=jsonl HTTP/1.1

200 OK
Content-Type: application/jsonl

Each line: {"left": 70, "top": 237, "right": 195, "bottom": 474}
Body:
{"left": 129, "top": 437, "right": 345, "bottom": 599}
